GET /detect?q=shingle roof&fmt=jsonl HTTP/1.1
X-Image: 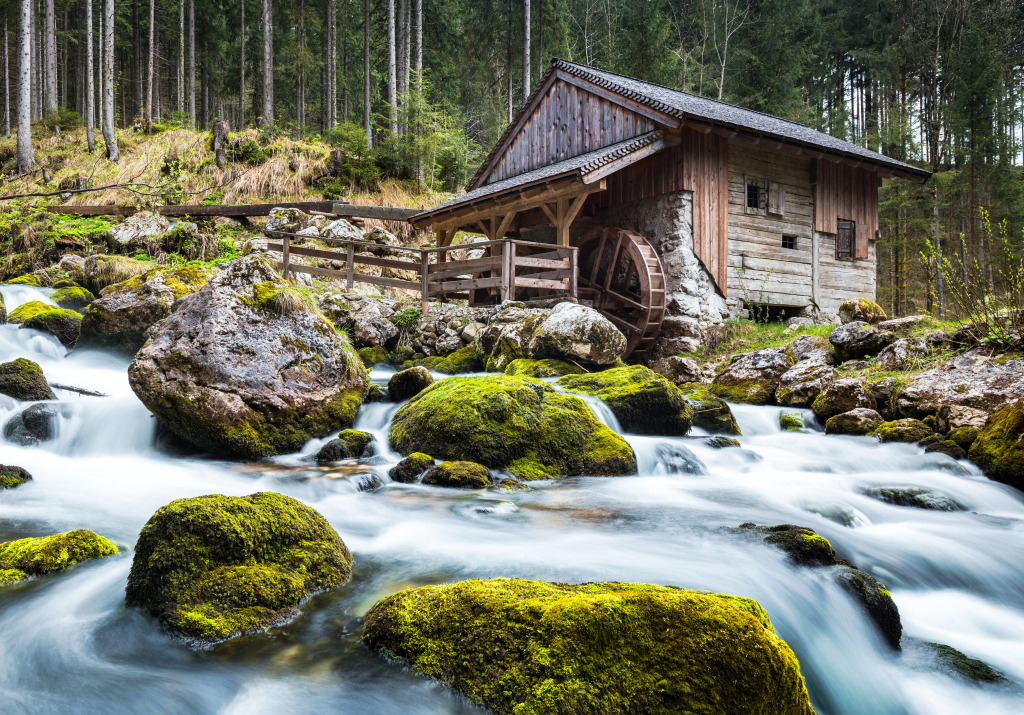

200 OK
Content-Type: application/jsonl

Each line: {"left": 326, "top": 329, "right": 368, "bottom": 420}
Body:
{"left": 552, "top": 60, "right": 927, "bottom": 178}
{"left": 412, "top": 131, "right": 664, "bottom": 221}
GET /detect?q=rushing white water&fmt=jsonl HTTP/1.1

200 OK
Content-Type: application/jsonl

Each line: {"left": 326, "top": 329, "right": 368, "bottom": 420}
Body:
{"left": 0, "top": 284, "right": 1022, "bottom": 715}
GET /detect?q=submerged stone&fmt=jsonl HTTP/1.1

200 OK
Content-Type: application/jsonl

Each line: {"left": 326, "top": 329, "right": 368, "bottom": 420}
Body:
{"left": 0, "top": 530, "right": 118, "bottom": 586}
{"left": 389, "top": 375, "right": 635, "bottom": 480}
{"left": 4, "top": 403, "right": 60, "bottom": 445}
{"left": 779, "top": 411, "right": 804, "bottom": 432}
{"left": 0, "top": 464, "right": 32, "bottom": 489}
{"left": 835, "top": 567, "right": 902, "bottom": 650}
{"left": 864, "top": 487, "right": 962, "bottom": 511}
{"left": 421, "top": 461, "right": 492, "bottom": 488}
{"left": 679, "top": 384, "right": 741, "bottom": 435}
{"left": 925, "top": 643, "right": 1006, "bottom": 684}
{"left": 362, "top": 578, "right": 816, "bottom": 715}
{"left": 125, "top": 492, "right": 352, "bottom": 644}
{"left": 388, "top": 453, "right": 434, "bottom": 483}
{"left": 741, "top": 523, "right": 836, "bottom": 566}
{"left": 556, "top": 365, "right": 693, "bottom": 436}
{"left": 0, "top": 358, "right": 54, "bottom": 401}
{"left": 314, "top": 430, "right": 372, "bottom": 462}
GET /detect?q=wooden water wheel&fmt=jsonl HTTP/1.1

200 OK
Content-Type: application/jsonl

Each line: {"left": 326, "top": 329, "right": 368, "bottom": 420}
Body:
{"left": 572, "top": 226, "right": 667, "bottom": 358}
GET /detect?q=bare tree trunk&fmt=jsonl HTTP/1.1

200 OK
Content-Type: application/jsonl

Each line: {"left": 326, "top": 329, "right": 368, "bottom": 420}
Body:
{"left": 403, "top": 0, "right": 410, "bottom": 104}
{"left": 297, "top": 0, "right": 304, "bottom": 130}
{"left": 44, "top": 0, "right": 56, "bottom": 113}
{"left": 146, "top": 0, "right": 155, "bottom": 132}
{"left": 387, "top": 0, "right": 396, "bottom": 134}
{"left": 189, "top": 0, "right": 195, "bottom": 126}
{"left": 102, "top": 0, "right": 117, "bottom": 159}
{"left": 327, "top": 0, "right": 335, "bottom": 127}
{"left": 17, "top": 0, "right": 33, "bottom": 172}
{"left": 364, "top": 0, "right": 371, "bottom": 146}
{"left": 178, "top": 0, "right": 184, "bottom": 113}
{"left": 414, "top": 0, "right": 421, "bottom": 75}
{"left": 537, "top": 0, "right": 542, "bottom": 80}
{"left": 85, "top": 0, "right": 95, "bottom": 150}
{"left": 61, "top": 3, "right": 67, "bottom": 108}
{"left": 239, "top": 0, "right": 245, "bottom": 126}
{"left": 4, "top": 21, "right": 10, "bottom": 136}
{"left": 395, "top": 0, "right": 404, "bottom": 103}
{"left": 523, "top": 0, "right": 530, "bottom": 102}
{"left": 133, "top": 0, "right": 141, "bottom": 119}
{"left": 261, "top": 0, "right": 272, "bottom": 124}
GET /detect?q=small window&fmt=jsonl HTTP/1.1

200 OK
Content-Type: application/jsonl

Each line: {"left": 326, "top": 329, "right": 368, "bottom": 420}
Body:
{"left": 746, "top": 182, "right": 762, "bottom": 210}
{"left": 744, "top": 175, "right": 767, "bottom": 214}
{"left": 836, "top": 219, "right": 855, "bottom": 260}
{"left": 782, "top": 235, "right": 797, "bottom": 250}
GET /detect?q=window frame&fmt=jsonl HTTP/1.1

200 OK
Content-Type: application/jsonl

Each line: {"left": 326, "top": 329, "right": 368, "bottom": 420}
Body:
{"left": 836, "top": 218, "right": 856, "bottom": 261}
{"left": 781, "top": 234, "right": 797, "bottom": 250}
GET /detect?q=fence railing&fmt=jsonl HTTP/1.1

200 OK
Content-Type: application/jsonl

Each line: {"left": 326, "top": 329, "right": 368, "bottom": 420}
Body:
{"left": 265, "top": 230, "right": 578, "bottom": 312}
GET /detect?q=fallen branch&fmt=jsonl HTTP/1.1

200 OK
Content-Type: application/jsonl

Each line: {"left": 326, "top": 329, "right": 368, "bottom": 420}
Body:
{"left": 50, "top": 383, "right": 109, "bottom": 397}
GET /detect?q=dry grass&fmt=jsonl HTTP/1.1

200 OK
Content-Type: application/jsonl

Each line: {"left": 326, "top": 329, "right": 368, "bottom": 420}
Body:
{"left": 89, "top": 255, "right": 153, "bottom": 292}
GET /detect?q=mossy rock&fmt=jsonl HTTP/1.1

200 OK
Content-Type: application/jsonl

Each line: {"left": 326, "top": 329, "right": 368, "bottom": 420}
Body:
{"left": 421, "top": 461, "right": 492, "bottom": 488}
{"left": 705, "top": 435, "right": 741, "bottom": 449}
{"left": 20, "top": 306, "right": 83, "bottom": 348}
{"left": 314, "top": 430, "right": 372, "bottom": 462}
{"left": 824, "top": 408, "right": 884, "bottom": 436}
{"left": 125, "top": 492, "right": 352, "bottom": 644}
{"left": 388, "top": 366, "right": 434, "bottom": 401}
{"left": 0, "top": 530, "right": 118, "bottom": 586}
{"left": 0, "top": 464, "right": 32, "bottom": 489}
{"left": 863, "top": 487, "right": 962, "bottom": 511}
{"left": 872, "top": 418, "right": 934, "bottom": 444}
{"left": 504, "top": 358, "right": 586, "bottom": 378}
{"left": 7, "top": 274, "right": 42, "bottom": 286}
{"left": 922, "top": 440, "right": 967, "bottom": 460}
{"left": 407, "top": 346, "right": 482, "bottom": 374}
{"left": 742, "top": 523, "right": 836, "bottom": 566}
{"left": 50, "top": 286, "right": 96, "bottom": 312}
{"left": 779, "top": 411, "right": 804, "bottom": 433}
{"left": 811, "top": 378, "right": 875, "bottom": 422}
{"left": 0, "top": 358, "right": 54, "bottom": 401}
{"left": 0, "top": 292, "right": 6, "bottom": 323}
{"left": 556, "top": 365, "right": 693, "bottom": 436}
{"left": 362, "top": 578, "right": 816, "bottom": 715}
{"left": 838, "top": 298, "right": 887, "bottom": 324}
{"left": 947, "top": 426, "right": 980, "bottom": 452}
{"left": 7, "top": 300, "right": 53, "bottom": 324}
{"left": 389, "top": 453, "right": 434, "bottom": 483}
{"left": 925, "top": 643, "right": 1006, "bottom": 684}
{"left": 365, "top": 383, "right": 389, "bottom": 403}
{"left": 968, "top": 402, "right": 1024, "bottom": 490}
{"left": 358, "top": 346, "right": 389, "bottom": 368}
{"left": 679, "top": 384, "right": 741, "bottom": 435}
{"left": 835, "top": 567, "right": 902, "bottom": 650}
{"left": 389, "top": 375, "right": 636, "bottom": 480}
{"left": 83, "top": 255, "right": 154, "bottom": 293}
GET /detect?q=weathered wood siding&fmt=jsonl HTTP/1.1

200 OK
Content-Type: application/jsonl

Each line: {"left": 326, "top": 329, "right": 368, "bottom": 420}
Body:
{"left": 817, "top": 231, "right": 877, "bottom": 312}
{"left": 726, "top": 145, "right": 815, "bottom": 307}
{"left": 485, "top": 78, "right": 656, "bottom": 186}
{"left": 813, "top": 160, "right": 879, "bottom": 258}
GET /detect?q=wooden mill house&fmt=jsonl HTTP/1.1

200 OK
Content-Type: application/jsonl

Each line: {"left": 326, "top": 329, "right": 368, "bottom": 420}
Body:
{"left": 405, "top": 59, "right": 931, "bottom": 358}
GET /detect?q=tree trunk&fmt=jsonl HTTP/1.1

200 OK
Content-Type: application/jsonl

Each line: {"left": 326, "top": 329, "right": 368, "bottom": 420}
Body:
{"left": 523, "top": 0, "right": 530, "bottom": 102}
{"left": 327, "top": 0, "right": 335, "bottom": 127}
{"left": 396, "top": 0, "right": 405, "bottom": 103}
{"left": 414, "top": 0, "right": 421, "bottom": 75}
{"left": 261, "top": 0, "right": 272, "bottom": 124}
{"left": 4, "top": 21, "right": 10, "bottom": 136}
{"left": 133, "top": 0, "right": 141, "bottom": 118}
{"left": 363, "top": 0, "right": 371, "bottom": 146}
{"left": 387, "top": 0, "right": 396, "bottom": 134}
{"left": 239, "top": 0, "right": 245, "bottom": 126}
{"left": 85, "top": 0, "right": 95, "bottom": 150}
{"left": 297, "top": 0, "right": 304, "bottom": 130}
{"left": 537, "top": 0, "right": 542, "bottom": 81}
{"left": 146, "top": 0, "right": 155, "bottom": 132}
{"left": 189, "top": 0, "right": 195, "bottom": 126}
{"left": 102, "top": 0, "right": 117, "bottom": 159}
{"left": 44, "top": 0, "right": 56, "bottom": 113}
{"left": 17, "top": 0, "right": 32, "bottom": 172}
{"left": 178, "top": 0, "right": 184, "bottom": 113}
{"left": 403, "top": 0, "right": 410, "bottom": 105}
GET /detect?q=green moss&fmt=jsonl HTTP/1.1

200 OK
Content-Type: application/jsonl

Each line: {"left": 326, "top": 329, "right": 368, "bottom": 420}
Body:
{"left": 708, "top": 381, "right": 772, "bottom": 406}
{"left": 556, "top": 366, "right": 693, "bottom": 436}
{"left": 677, "top": 384, "right": 741, "bottom": 435}
{"left": 872, "top": 418, "right": 934, "bottom": 444}
{"left": 8, "top": 274, "right": 42, "bottom": 286}
{"left": 389, "top": 452, "right": 435, "bottom": 483}
{"left": 743, "top": 524, "right": 837, "bottom": 566}
{"left": 779, "top": 411, "right": 804, "bottom": 432}
{"left": 314, "top": 429, "right": 373, "bottom": 462}
{"left": 0, "top": 357, "right": 54, "bottom": 401}
{"left": 504, "top": 358, "right": 586, "bottom": 378}
{"left": 125, "top": 492, "right": 352, "bottom": 643}
{"left": 20, "top": 306, "right": 83, "bottom": 348}
{"left": 968, "top": 402, "right": 1024, "bottom": 490}
{"left": 7, "top": 300, "right": 53, "bottom": 324}
{"left": 362, "top": 578, "right": 816, "bottom": 715}
{"left": 0, "top": 464, "right": 32, "bottom": 489}
{"left": 50, "top": 285, "right": 96, "bottom": 312}
{"left": 358, "top": 346, "right": 389, "bottom": 368}
{"left": 408, "top": 346, "right": 482, "bottom": 374}
{"left": 388, "top": 366, "right": 434, "bottom": 401}
{"left": 421, "top": 461, "right": 492, "bottom": 488}
{"left": 926, "top": 643, "right": 1006, "bottom": 683}
{"left": 947, "top": 426, "right": 980, "bottom": 451}
{"left": 390, "top": 375, "right": 636, "bottom": 480}
{"left": 0, "top": 530, "right": 118, "bottom": 585}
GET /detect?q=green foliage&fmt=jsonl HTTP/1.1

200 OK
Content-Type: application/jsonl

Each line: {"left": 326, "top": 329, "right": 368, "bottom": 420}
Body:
{"left": 322, "top": 123, "right": 381, "bottom": 189}
{"left": 42, "top": 106, "right": 84, "bottom": 131}
{"left": 391, "top": 307, "right": 422, "bottom": 327}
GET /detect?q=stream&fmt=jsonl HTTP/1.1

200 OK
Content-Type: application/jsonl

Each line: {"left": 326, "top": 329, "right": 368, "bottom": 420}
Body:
{"left": 0, "top": 284, "right": 1022, "bottom": 714}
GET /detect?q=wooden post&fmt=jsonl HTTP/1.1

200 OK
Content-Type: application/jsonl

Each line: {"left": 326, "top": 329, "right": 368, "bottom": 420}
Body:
{"left": 420, "top": 251, "right": 429, "bottom": 314}
{"left": 346, "top": 243, "right": 354, "bottom": 291}
{"left": 500, "top": 240, "right": 510, "bottom": 302}
{"left": 569, "top": 247, "right": 577, "bottom": 299}
{"left": 508, "top": 241, "right": 517, "bottom": 302}
{"left": 282, "top": 234, "right": 291, "bottom": 279}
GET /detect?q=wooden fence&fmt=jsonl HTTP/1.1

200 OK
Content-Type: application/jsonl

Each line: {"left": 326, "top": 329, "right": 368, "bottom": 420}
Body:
{"left": 265, "top": 230, "right": 578, "bottom": 312}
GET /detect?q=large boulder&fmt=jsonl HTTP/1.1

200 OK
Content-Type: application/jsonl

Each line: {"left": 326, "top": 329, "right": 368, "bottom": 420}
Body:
{"left": 678, "top": 384, "right": 740, "bottom": 435}
{"left": 556, "top": 365, "right": 693, "bottom": 436}
{"left": 472, "top": 303, "right": 549, "bottom": 371}
{"left": 264, "top": 207, "right": 310, "bottom": 234}
{"left": 79, "top": 264, "right": 215, "bottom": 354}
{"left": 50, "top": 286, "right": 96, "bottom": 312}
{"left": 4, "top": 403, "right": 60, "bottom": 445}
{"left": 20, "top": 306, "right": 82, "bottom": 348}
{"left": 776, "top": 357, "right": 837, "bottom": 407}
{"left": 968, "top": 402, "right": 1024, "bottom": 490}
{"left": 0, "top": 464, "right": 32, "bottom": 489}
{"left": 876, "top": 337, "right": 930, "bottom": 371}
{"left": 895, "top": 354, "right": 1024, "bottom": 419}
{"left": 825, "top": 408, "right": 884, "bottom": 436}
{"left": 527, "top": 302, "right": 626, "bottom": 366}
{"left": 128, "top": 256, "right": 368, "bottom": 459}
{"left": 812, "top": 378, "right": 875, "bottom": 422}
{"left": 388, "top": 366, "right": 433, "bottom": 401}
{"left": 0, "top": 358, "right": 54, "bottom": 401}
{"left": 105, "top": 211, "right": 169, "bottom": 251}
{"left": 389, "top": 375, "right": 636, "bottom": 480}
{"left": 125, "top": 493, "right": 351, "bottom": 644}
{"left": 829, "top": 322, "right": 897, "bottom": 362}
{"left": 1, "top": 530, "right": 118, "bottom": 586}
{"left": 321, "top": 218, "right": 363, "bottom": 242}
{"left": 838, "top": 299, "right": 886, "bottom": 324}
{"left": 362, "top": 578, "right": 816, "bottom": 715}
{"left": 710, "top": 348, "right": 794, "bottom": 405}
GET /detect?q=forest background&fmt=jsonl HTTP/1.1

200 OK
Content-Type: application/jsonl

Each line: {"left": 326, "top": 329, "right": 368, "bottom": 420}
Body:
{"left": 4, "top": 0, "right": 1024, "bottom": 318}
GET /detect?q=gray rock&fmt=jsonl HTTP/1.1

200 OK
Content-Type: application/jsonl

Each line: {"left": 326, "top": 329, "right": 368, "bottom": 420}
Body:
{"left": 650, "top": 354, "right": 705, "bottom": 386}
{"left": 936, "top": 404, "right": 989, "bottom": 432}
{"left": 896, "top": 354, "right": 1024, "bottom": 419}
{"left": 813, "top": 378, "right": 875, "bottom": 421}
{"left": 710, "top": 347, "right": 794, "bottom": 405}
{"left": 321, "top": 218, "right": 363, "bottom": 243}
{"left": 264, "top": 207, "right": 310, "bottom": 234}
{"left": 362, "top": 226, "right": 402, "bottom": 256}
{"left": 876, "top": 337, "right": 929, "bottom": 371}
{"left": 776, "top": 358, "right": 836, "bottom": 407}
{"left": 864, "top": 487, "right": 962, "bottom": 511}
{"left": 829, "top": 321, "right": 897, "bottom": 362}
{"left": 825, "top": 408, "right": 884, "bottom": 436}
{"left": 877, "top": 315, "right": 928, "bottom": 332}
{"left": 388, "top": 366, "right": 434, "bottom": 401}
{"left": 4, "top": 404, "right": 60, "bottom": 445}
{"left": 838, "top": 299, "right": 887, "bottom": 324}
{"left": 528, "top": 302, "right": 626, "bottom": 366}
{"left": 105, "top": 211, "right": 169, "bottom": 250}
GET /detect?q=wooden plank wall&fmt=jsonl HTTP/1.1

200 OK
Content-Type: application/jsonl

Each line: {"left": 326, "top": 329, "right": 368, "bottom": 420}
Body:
{"left": 726, "top": 144, "right": 816, "bottom": 307}
{"left": 813, "top": 160, "right": 879, "bottom": 258}
{"left": 487, "top": 78, "right": 656, "bottom": 185}
{"left": 817, "top": 233, "right": 877, "bottom": 311}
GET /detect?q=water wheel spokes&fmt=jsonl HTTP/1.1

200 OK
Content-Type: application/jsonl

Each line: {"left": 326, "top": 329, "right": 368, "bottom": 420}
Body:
{"left": 572, "top": 226, "right": 666, "bottom": 358}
